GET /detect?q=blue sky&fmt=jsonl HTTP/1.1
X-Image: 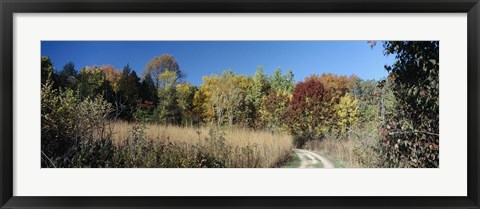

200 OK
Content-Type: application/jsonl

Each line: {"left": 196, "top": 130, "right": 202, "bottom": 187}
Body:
{"left": 41, "top": 41, "right": 394, "bottom": 86}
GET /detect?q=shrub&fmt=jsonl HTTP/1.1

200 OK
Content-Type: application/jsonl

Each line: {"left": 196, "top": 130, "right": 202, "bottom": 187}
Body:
{"left": 380, "top": 41, "right": 439, "bottom": 168}
{"left": 41, "top": 79, "right": 113, "bottom": 167}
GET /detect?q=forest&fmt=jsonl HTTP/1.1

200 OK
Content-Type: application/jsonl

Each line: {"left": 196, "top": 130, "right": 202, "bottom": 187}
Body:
{"left": 41, "top": 41, "right": 439, "bottom": 168}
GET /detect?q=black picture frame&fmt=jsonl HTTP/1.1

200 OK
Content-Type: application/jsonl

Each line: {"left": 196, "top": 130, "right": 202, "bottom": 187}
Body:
{"left": 1, "top": 0, "right": 479, "bottom": 208}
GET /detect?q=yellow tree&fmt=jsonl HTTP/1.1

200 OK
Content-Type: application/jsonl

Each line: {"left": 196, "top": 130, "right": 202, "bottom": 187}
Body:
{"left": 176, "top": 82, "right": 198, "bottom": 125}
{"left": 199, "top": 70, "right": 250, "bottom": 126}
{"left": 176, "top": 82, "right": 192, "bottom": 110}
{"left": 334, "top": 93, "right": 359, "bottom": 133}
{"left": 158, "top": 69, "right": 179, "bottom": 89}
{"left": 198, "top": 74, "right": 221, "bottom": 123}
{"left": 193, "top": 87, "right": 208, "bottom": 123}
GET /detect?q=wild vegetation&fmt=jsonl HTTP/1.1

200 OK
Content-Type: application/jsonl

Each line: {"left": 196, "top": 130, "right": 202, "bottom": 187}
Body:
{"left": 41, "top": 41, "right": 439, "bottom": 168}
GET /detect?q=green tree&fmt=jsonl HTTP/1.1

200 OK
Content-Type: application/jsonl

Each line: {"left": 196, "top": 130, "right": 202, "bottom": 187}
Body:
{"left": 247, "top": 66, "right": 270, "bottom": 127}
{"left": 154, "top": 70, "right": 181, "bottom": 124}
{"left": 57, "top": 61, "right": 78, "bottom": 89}
{"left": 269, "top": 68, "right": 295, "bottom": 93}
{"left": 116, "top": 65, "right": 141, "bottom": 120}
{"left": 350, "top": 79, "right": 378, "bottom": 115}
{"left": 381, "top": 41, "right": 439, "bottom": 168}
{"left": 140, "top": 73, "right": 159, "bottom": 106}
{"left": 61, "top": 61, "right": 76, "bottom": 77}
{"left": 41, "top": 56, "right": 55, "bottom": 85}
{"left": 250, "top": 66, "right": 270, "bottom": 107}
{"left": 154, "top": 87, "right": 181, "bottom": 125}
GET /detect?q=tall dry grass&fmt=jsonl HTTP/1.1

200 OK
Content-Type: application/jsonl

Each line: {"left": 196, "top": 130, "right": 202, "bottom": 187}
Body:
{"left": 304, "top": 125, "right": 380, "bottom": 168}
{"left": 111, "top": 121, "right": 293, "bottom": 168}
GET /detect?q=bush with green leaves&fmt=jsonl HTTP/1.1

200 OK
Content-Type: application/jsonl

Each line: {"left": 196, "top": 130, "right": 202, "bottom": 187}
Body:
{"left": 41, "top": 79, "right": 114, "bottom": 167}
{"left": 380, "top": 41, "right": 439, "bottom": 168}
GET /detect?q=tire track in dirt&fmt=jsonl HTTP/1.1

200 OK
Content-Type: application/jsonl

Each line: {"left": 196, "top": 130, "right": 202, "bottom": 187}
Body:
{"left": 294, "top": 149, "right": 335, "bottom": 168}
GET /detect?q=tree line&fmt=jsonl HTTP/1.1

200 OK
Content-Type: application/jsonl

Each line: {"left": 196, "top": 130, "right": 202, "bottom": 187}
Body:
{"left": 41, "top": 54, "right": 364, "bottom": 137}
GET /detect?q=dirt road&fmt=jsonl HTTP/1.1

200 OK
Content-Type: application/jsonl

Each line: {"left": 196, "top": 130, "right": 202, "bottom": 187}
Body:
{"left": 294, "top": 149, "right": 335, "bottom": 168}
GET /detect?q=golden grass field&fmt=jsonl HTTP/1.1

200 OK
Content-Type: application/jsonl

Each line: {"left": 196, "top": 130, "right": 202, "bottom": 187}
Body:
{"left": 110, "top": 121, "right": 294, "bottom": 168}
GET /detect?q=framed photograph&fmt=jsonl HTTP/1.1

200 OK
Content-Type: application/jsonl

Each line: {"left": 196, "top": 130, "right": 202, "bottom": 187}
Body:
{"left": 1, "top": 0, "right": 479, "bottom": 208}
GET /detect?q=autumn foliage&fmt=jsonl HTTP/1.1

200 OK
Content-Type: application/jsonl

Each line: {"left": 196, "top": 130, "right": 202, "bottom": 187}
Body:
{"left": 41, "top": 41, "right": 440, "bottom": 168}
{"left": 285, "top": 77, "right": 334, "bottom": 142}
